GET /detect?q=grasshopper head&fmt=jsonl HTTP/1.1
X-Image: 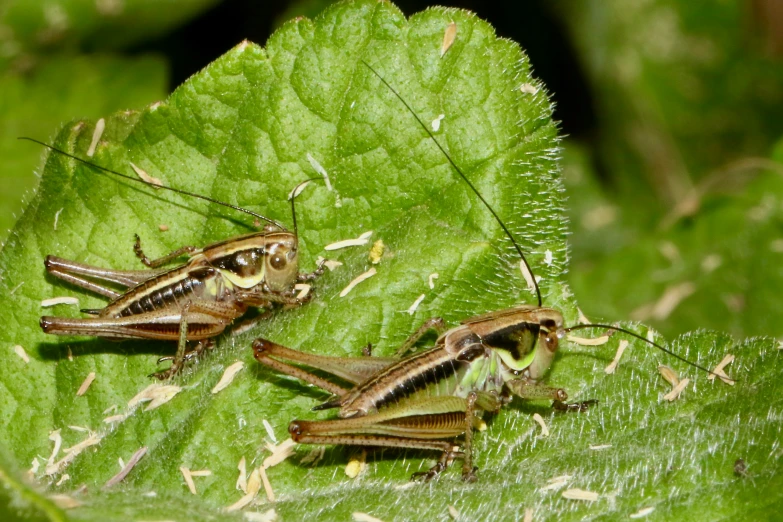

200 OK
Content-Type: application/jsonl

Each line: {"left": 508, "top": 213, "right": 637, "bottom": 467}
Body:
{"left": 470, "top": 306, "right": 563, "bottom": 381}
{"left": 207, "top": 231, "right": 299, "bottom": 292}
{"left": 263, "top": 232, "right": 300, "bottom": 292}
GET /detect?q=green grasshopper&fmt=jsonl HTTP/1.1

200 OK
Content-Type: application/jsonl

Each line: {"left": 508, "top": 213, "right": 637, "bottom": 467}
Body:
{"left": 251, "top": 63, "right": 720, "bottom": 481}
{"left": 24, "top": 137, "right": 325, "bottom": 379}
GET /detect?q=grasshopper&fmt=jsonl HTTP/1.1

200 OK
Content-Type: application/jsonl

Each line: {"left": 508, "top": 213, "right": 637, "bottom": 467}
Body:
{"left": 25, "top": 137, "right": 325, "bottom": 379}
{"left": 250, "top": 62, "right": 720, "bottom": 481}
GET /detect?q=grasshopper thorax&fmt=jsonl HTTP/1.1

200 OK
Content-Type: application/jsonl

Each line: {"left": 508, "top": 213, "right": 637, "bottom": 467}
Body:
{"left": 202, "top": 230, "right": 299, "bottom": 292}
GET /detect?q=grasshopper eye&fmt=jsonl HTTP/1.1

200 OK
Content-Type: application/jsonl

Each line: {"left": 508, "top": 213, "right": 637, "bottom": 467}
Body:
{"left": 270, "top": 254, "right": 287, "bottom": 270}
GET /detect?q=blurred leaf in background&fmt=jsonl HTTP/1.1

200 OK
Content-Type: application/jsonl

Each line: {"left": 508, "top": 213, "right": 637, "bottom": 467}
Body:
{"left": 555, "top": 0, "right": 783, "bottom": 338}
{"left": 0, "top": 0, "right": 221, "bottom": 241}
{"left": 0, "top": 0, "right": 781, "bottom": 520}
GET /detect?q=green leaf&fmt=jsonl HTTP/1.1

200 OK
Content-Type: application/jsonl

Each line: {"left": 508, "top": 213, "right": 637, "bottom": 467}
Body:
{"left": 0, "top": 1, "right": 777, "bottom": 520}
{"left": 0, "top": 0, "right": 220, "bottom": 60}
{"left": 558, "top": 0, "right": 783, "bottom": 220}
{"left": 564, "top": 140, "right": 783, "bottom": 340}
{"left": 0, "top": 54, "right": 168, "bottom": 243}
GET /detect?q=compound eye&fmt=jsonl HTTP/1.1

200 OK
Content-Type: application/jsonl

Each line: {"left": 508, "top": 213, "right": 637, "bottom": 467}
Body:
{"left": 270, "top": 254, "right": 287, "bottom": 270}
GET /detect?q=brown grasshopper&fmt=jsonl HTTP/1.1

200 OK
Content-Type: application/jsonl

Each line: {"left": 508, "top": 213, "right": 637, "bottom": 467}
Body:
{"left": 250, "top": 62, "right": 721, "bottom": 481}
{"left": 25, "top": 137, "right": 325, "bottom": 379}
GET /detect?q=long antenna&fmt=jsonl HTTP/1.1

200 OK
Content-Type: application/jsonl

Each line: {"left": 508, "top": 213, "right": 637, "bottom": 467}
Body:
{"left": 19, "top": 136, "right": 286, "bottom": 230}
{"left": 362, "top": 60, "right": 543, "bottom": 307}
{"left": 565, "top": 323, "right": 725, "bottom": 379}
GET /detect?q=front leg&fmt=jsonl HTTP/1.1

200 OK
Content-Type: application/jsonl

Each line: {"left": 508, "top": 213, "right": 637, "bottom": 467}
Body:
{"left": 506, "top": 378, "right": 568, "bottom": 402}
{"left": 297, "top": 257, "right": 327, "bottom": 282}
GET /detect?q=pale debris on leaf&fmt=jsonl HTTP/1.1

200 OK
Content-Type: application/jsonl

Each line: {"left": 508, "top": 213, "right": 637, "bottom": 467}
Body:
{"left": 86, "top": 118, "right": 105, "bottom": 157}
{"left": 604, "top": 340, "right": 629, "bottom": 375}
{"left": 633, "top": 282, "right": 696, "bottom": 321}
{"left": 9, "top": 281, "right": 24, "bottom": 295}
{"left": 589, "top": 444, "right": 612, "bottom": 451}
{"left": 211, "top": 361, "right": 245, "bottom": 394}
{"left": 287, "top": 180, "right": 311, "bottom": 200}
{"left": 118, "top": 457, "right": 125, "bottom": 469}
{"left": 353, "top": 513, "right": 385, "bottom": 522}
{"left": 707, "top": 353, "right": 735, "bottom": 385}
{"left": 294, "top": 283, "right": 311, "bottom": 300}
{"left": 345, "top": 450, "right": 366, "bottom": 479}
{"left": 55, "top": 473, "right": 70, "bottom": 486}
{"left": 369, "top": 239, "right": 385, "bottom": 264}
{"left": 128, "top": 383, "right": 182, "bottom": 411}
{"left": 181, "top": 466, "right": 197, "bottom": 495}
{"left": 577, "top": 307, "right": 590, "bottom": 325}
{"left": 658, "top": 241, "right": 680, "bottom": 263}
{"left": 49, "top": 494, "right": 82, "bottom": 509}
{"left": 523, "top": 508, "right": 533, "bottom": 522}
{"left": 543, "top": 249, "right": 553, "bottom": 266}
{"left": 562, "top": 488, "right": 600, "bottom": 502}
{"left": 407, "top": 294, "right": 426, "bottom": 315}
{"left": 428, "top": 272, "right": 439, "bottom": 289}
{"left": 652, "top": 282, "right": 696, "bottom": 320}
{"left": 226, "top": 467, "right": 261, "bottom": 512}
{"left": 190, "top": 469, "right": 211, "bottom": 477}
{"left": 440, "top": 21, "right": 457, "bottom": 56}
{"left": 663, "top": 377, "right": 690, "bottom": 401}
{"left": 339, "top": 267, "right": 377, "bottom": 297}
{"left": 657, "top": 365, "right": 679, "bottom": 387}
{"left": 14, "top": 345, "right": 29, "bottom": 363}
{"left": 76, "top": 371, "right": 96, "bottom": 396}
{"left": 263, "top": 438, "right": 296, "bottom": 468}
{"left": 519, "top": 260, "right": 536, "bottom": 293}
{"left": 316, "top": 256, "right": 343, "bottom": 272}
{"left": 159, "top": 224, "right": 169, "bottom": 232}
{"left": 431, "top": 114, "right": 445, "bottom": 131}
{"left": 103, "top": 413, "right": 130, "bottom": 424}
{"left": 259, "top": 466, "right": 275, "bottom": 502}
{"left": 102, "top": 446, "right": 147, "bottom": 488}
{"left": 244, "top": 509, "right": 278, "bottom": 522}
{"left": 236, "top": 457, "right": 248, "bottom": 493}
{"left": 47, "top": 430, "right": 62, "bottom": 467}
{"left": 448, "top": 505, "right": 459, "bottom": 520}
{"left": 701, "top": 254, "right": 722, "bottom": 273}
{"left": 324, "top": 231, "right": 373, "bottom": 251}
{"left": 129, "top": 162, "right": 163, "bottom": 187}
{"left": 540, "top": 474, "right": 571, "bottom": 491}
{"left": 41, "top": 296, "right": 79, "bottom": 307}
{"left": 532, "top": 413, "right": 549, "bottom": 437}
{"left": 520, "top": 83, "right": 539, "bottom": 95}
{"left": 28, "top": 458, "right": 40, "bottom": 479}
{"left": 567, "top": 335, "right": 609, "bottom": 346}
{"left": 307, "top": 153, "right": 332, "bottom": 191}
{"left": 68, "top": 425, "right": 90, "bottom": 433}
{"left": 629, "top": 506, "right": 655, "bottom": 518}
{"left": 262, "top": 419, "right": 277, "bottom": 444}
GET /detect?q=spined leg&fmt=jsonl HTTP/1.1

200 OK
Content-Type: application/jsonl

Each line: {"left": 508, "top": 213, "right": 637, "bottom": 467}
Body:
{"left": 394, "top": 317, "right": 447, "bottom": 357}
{"left": 150, "top": 303, "right": 192, "bottom": 380}
{"left": 134, "top": 234, "right": 197, "bottom": 268}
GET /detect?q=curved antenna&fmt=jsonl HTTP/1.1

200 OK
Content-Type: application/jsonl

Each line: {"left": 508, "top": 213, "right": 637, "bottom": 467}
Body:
{"left": 19, "top": 137, "right": 286, "bottom": 230}
{"left": 565, "top": 323, "right": 725, "bottom": 380}
{"left": 287, "top": 177, "right": 323, "bottom": 238}
{"left": 362, "top": 60, "right": 543, "bottom": 307}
